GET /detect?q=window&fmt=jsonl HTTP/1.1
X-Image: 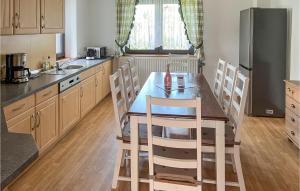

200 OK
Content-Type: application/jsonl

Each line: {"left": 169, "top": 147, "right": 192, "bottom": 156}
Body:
{"left": 56, "top": 33, "right": 65, "bottom": 59}
{"left": 126, "top": 0, "right": 193, "bottom": 54}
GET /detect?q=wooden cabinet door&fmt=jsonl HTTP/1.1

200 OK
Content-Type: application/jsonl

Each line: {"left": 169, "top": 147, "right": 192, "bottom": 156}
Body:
{"left": 6, "top": 108, "right": 36, "bottom": 140}
{"left": 35, "top": 96, "right": 58, "bottom": 153}
{"left": 14, "top": 0, "right": 40, "bottom": 34}
{"left": 95, "top": 71, "right": 103, "bottom": 104}
{"left": 102, "top": 61, "right": 112, "bottom": 98}
{"left": 41, "top": 0, "right": 64, "bottom": 33}
{"left": 59, "top": 84, "right": 80, "bottom": 136}
{"left": 0, "top": 0, "right": 14, "bottom": 35}
{"left": 80, "top": 76, "right": 96, "bottom": 118}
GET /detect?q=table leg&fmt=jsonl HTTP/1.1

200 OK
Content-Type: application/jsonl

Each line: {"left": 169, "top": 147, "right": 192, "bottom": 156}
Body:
{"left": 215, "top": 121, "right": 225, "bottom": 191}
{"left": 130, "top": 116, "right": 139, "bottom": 191}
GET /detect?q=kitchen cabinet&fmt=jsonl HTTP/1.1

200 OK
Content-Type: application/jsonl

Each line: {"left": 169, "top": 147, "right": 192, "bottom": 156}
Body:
{"left": 95, "top": 70, "right": 103, "bottom": 104}
{"left": 59, "top": 84, "right": 81, "bottom": 136}
{"left": 80, "top": 76, "right": 96, "bottom": 118}
{"left": 285, "top": 81, "right": 300, "bottom": 148}
{"left": 14, "top": 0, "right": 40, "bottom": 34}
{"left": 3, "top": 95, "right": 35, "bottom": 121}
{"left": 1, "top": 0, "right": 64, "bottom": 35}
{"left": 0, "top": 0, "right": 14, "bottom": 35}
{"left": 41, "top": 0, "right": 64, "bottom": 33}
{"left": 6, "top": 108, "right": 36, "bottom": 140}
{"left": 35, "top": 95, "right": 59, "bottom": 153}
{"left": 102, "top": 60, "right": 112, "bottom": 98}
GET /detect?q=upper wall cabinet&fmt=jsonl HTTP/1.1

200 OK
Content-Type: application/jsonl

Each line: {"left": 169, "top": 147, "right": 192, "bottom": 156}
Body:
{"left": 14, "top": 0, "right": 41, "bottom": 35}
{"left": 41, "top": 0, "right": 64, "bottom": 33}
{"left": 0, "top": 0, "right": 64, "bottom": 35}
{"left": 0, "top": 0, "right": 14, "bottom": 35}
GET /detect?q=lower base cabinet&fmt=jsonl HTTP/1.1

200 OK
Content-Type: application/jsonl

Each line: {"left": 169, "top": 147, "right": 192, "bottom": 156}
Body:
{"left": 6, "top": 108, "right": 36, "bottom": 140}
{"left": 59, "top": 84, "right": 81, "bottom": 136}
{"left": 80, "top": 76, "right": 96, "bottom": 118}
{"left": 35, "top": 96, "right": 59, "bottom": 153}
{"left": 4, "top": 61, "right": 112, "bottom": 155}
{"left": 95, "top": 71, "right": 103, "bottom": 104}
{"left": 102, "top": 60, "right": 112, "bottom": 98}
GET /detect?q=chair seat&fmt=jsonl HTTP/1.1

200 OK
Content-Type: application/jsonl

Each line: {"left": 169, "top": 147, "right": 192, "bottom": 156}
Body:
{"left": 164, "top": 125, "right": 235, "bottom": 147}
{"left": 202, "top": 124, "right": 235, "bottom": 147}
{"left": 122, "top": 123, "right": 163, "bottom": 145}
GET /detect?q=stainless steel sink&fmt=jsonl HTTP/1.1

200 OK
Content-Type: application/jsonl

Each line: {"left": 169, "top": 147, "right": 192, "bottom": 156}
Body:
{"left": 63, "top": 65, "right": 84, "bottom": 70}
{"left": 45, "top": 70, "right": 67, "bottom": 75}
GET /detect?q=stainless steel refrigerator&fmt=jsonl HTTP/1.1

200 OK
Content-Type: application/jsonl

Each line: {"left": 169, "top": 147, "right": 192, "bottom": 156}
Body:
{"left": 239, "top": 8, "right": 287, "bottom": 117}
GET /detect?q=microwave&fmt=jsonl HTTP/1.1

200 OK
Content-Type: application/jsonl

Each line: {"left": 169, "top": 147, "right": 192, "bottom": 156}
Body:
{"left": 86, "top": 47, "right": 107, "bottom": 60}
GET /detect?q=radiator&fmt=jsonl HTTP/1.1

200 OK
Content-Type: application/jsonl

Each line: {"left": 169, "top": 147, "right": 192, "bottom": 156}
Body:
{"left": 132, "top": 56, "right": 198, "bottom": 85}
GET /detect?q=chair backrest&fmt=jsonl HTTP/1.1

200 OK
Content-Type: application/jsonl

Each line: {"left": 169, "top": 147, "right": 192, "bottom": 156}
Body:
{"left": 110, "top": 70, "right": 128, "bottom": 138}
{"left": 168, "top": 53, "right": 189, "bottom": 72}
{"left": 228, "top": 72, "right": 249, "bottom": 144}
{"left": 129, "top": 62, "right": 141, "bottom": 95}
{"left": 213, "top": 59, "right": 227, "bottom": 101}
{"left": 220, "top": 63, "right": 237, "bottom": 115}
{"left": 120, "top": 63, "right": 136, "bottom": 109}
{"left": 146, "top": 96, "right": 202, "bottom": 188}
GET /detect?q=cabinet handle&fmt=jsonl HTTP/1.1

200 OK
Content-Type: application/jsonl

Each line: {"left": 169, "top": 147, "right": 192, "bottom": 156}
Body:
{"left": 288, "top": 87, "right": 291, "bottom": 92}
{"left": 291, "top": 104, "right": 296, "bottom": 109}
{"left": 31, "top": 114, "right": 36, "bottom": 131}
{"left": 41, "top": 15, "right": 45, "bottom": 29}
{"left": 291, "top": 90, "right": 294, "bottom": 94}
{"left": 12, "top": 104, "right": 25, "bottom": 112}
{"left": 80, "top": 87, "right": 83, "bottom": 97}
{"left": 36, "top": 112, "right": 41, "bottom": 127}
{"left": 95, "top": 79, "right": 98, "bottom": 87}
{"left": 291, "top": 131, "right": 295, "bottom": 136}
{"left": 14, "top": 13, "right": 19, "bottom": 29}
{"left": 291, "top": 117, "right": 295, "bottom": 123}
{"left": 42, "top": 90, "right": 52, "bottom": 97}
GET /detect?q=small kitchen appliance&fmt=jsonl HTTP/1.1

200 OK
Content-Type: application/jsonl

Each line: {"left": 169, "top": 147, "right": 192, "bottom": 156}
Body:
{"left": 100, "top": 47, "right": 107, "bottom": 58}
{"left": 86, "top": 47, "right": 100, "bottom": 60}
{"left": 5, "top": 53, "right": 31, "bottom": 83}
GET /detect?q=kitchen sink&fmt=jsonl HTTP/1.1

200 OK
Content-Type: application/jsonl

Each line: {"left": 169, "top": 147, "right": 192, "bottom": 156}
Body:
{"left": 63, "top": 65, "right": 84, "bottom": 70}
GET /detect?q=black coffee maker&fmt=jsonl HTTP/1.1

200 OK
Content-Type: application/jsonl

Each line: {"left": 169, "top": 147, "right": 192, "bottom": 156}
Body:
{"left": 6, "top": 53, "right": 31, "bottom": 83}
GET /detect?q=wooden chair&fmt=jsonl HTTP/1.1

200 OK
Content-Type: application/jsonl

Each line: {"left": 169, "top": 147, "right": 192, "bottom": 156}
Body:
{"left": 168, "top": 53, "right": 189, "bottom": 72}
{"left": 220, "top": 63, "right": 237, "bottom": 115}
{"left": 110, "top": 70, "right": 163, "bottom": 189}
{"left": 129, "top": 62, "right": 141, "bottom": 95}
{"left": 146, "top": 96, "right": 202, "bottom": 191}
{"left": 213, "top": 59, "right": 227, "bottom": 102}
{"left": 120, "top": 63, "right": 136, "bottom": 109}
{"left": 202, "top": 71, "right": 249, "bottom": 191}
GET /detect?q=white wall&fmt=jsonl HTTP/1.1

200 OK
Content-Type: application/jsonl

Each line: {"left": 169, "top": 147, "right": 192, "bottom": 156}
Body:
{"left": 202, "top": 0, "right": 254, "bottom": 87}
{"left": 82, "top": 0, "right": 254, "bottom": 86}
{"left": 269, "top": 0, "right": 300, "bottom": 80}
{"left": 76, "top": 0, "right": 91, "bottom": 57}
{"left": 72, "top": 0, "right": 299, "bottom": 83}
{"left": 65, "top": 0, "right": 77, "bottom": 58}
{"left": 88, "top": 0, "right": 116, "bottom": 55}
{"left": 65, "top": 0, "right": 92, "bottom": 58}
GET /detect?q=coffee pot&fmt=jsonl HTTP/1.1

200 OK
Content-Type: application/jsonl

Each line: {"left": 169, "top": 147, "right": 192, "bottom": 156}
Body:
{"left": 6, "top": 53, "right": 31, "bottom": 83}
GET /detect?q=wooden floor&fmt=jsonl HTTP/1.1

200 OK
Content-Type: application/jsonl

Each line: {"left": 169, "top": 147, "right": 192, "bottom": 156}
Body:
{"left": 9, "top": 96, "right": 299, "bottom": 191}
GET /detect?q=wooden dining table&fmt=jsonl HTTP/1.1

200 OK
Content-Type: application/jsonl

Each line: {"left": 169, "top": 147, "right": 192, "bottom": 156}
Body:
{"left": 128, "top": 72, "right": 228, "bottom": 191}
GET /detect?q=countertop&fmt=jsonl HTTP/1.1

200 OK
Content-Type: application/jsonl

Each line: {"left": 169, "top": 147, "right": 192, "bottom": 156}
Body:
{"left": 0, "top": 57, "right": 112, "bottom": 189}
{"left": 1, "top": 58, "right": 112, "bottom": 107}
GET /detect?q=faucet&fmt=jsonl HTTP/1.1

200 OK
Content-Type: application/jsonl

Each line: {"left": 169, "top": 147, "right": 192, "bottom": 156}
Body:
{"left": 56, "top": 61, "right": 70, "bottom": 71}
